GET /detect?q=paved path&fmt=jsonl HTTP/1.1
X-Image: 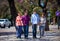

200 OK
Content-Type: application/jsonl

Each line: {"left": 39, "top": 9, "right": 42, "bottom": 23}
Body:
{"left": 0, "top": 29, "right": 60, "bottom": 41}
{"left": 0, "top": 25, "right": 60, "bottom": 41}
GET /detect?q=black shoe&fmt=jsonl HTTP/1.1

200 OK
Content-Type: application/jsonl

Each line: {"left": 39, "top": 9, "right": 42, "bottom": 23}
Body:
{"left": 25, "top": 37, "right": 28, "bottom": 39}
{"left": 33, "top": 37, "right": 37, "bottom": 39}
{"left": 17, "top": 37, "right": 21, "bottom": 39}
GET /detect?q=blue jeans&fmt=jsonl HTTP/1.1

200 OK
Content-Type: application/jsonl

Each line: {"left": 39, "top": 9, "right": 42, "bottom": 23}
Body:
{"left": 39, "top": 26, "right": 45, "bottom": 37}
{"left": 23, "top": 25, "right": 29, "bottom": 38}
{"left": 32, "top": 24, "right": 37, "bottom": 37}
{"left": 16, "top": 26, "right": 22, "bottom": 38}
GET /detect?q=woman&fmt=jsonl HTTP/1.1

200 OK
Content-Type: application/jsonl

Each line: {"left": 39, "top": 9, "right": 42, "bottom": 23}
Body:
{"left": 39, "top": 13, "right": 46, "bottom": 38}
{"left": 16, "top": 12, "right": 23, "bottom": 38}
{"left": 22, "top": 10, "right": 30, "bottom": 39}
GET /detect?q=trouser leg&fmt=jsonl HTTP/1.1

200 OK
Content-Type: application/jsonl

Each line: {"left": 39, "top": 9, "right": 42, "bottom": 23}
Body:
{"left": 16, "top": 26, "right": 22, "bottom": 38}
{"left": 32, "top": 24, "right": 37, "bottom": 38}
{"left": 40, "top": 26, "right": 44, "bottom": 37}
{"left": 24, "top": 25, "right": 29, "bottom": 38}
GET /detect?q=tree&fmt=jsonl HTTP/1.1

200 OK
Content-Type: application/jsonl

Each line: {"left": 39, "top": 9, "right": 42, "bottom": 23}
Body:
{"left": 38, "top": 0, "right": 49, "bottom": 31}
{"left": 7, "top": 0, "right": 17, "bottom": 26}
{"left": 0, "top": 0, "right": 11, "bottom": 19}
{"left": 7, "top": 0, "right": 58, "bottom": 31}
{"left": 57, "top": 0, "right": 60, "bottom": 6}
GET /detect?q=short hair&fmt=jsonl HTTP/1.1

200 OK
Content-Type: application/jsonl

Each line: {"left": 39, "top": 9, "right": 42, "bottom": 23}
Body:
{"left": 24, "top": 9, "right": 28, "bottom": 12}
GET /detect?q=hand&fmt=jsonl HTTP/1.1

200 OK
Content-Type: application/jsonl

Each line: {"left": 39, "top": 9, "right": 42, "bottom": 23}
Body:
{"left": 39, "top": 23, "right": 42, "bottom": 26}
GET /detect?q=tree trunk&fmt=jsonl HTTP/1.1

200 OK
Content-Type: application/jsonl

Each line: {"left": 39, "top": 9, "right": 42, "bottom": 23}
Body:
{"left": 43, "top": 8, "right": 49, "bottom": 31}
{"left": 7, "top": 0, "right": 17, "bottom": 26}
{"left": 53, "top": 17, "right": 56, "bottom": 24}
{"left": 38, "top": 0, "right": 49, "bottom": 31}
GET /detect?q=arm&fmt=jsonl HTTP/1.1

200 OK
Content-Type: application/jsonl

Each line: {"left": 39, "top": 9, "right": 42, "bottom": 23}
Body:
{"left": 37, "top": 14, "right": 40, "bottom": 25}
{"left": 21, "top": 16, "right": 24, "bottom": 26}
{"left": 38, "top": 15, "right": 40, "bottom": 22}
{"left": 21, "top": 20, "right": 23, "bottom": 26}
{"left": 31, "top": 15, "right": 33, "bottom": 23}
{"left": 44, "top": 18, "right": 46, "bottom": 24}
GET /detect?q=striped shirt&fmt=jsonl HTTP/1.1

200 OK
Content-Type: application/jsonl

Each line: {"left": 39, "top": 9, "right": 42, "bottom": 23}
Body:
{"left": 16, "top": 16, "right": 23, "bottom": 26}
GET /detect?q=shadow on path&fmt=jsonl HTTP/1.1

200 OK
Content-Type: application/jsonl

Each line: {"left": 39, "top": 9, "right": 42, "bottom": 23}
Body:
{"left": 0, "top": 32, "right": 16, "bottom": 36}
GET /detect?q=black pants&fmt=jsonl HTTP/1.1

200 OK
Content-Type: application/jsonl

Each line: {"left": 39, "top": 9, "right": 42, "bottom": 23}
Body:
{"left": 32, "top": 24, "right": 37, "bottom": 38}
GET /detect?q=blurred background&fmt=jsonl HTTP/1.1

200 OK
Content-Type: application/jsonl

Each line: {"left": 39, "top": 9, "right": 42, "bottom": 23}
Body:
{"left": 0, "top": 0, "right": 60, "bottom": 26}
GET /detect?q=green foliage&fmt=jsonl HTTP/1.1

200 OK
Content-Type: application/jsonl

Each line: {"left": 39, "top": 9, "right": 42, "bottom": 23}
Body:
{"left": 0, "top": 0, "right": 11, "bottom": 19}
{"left": 0, "top": 0, "right": 58, "bottom": 20}
{"left": 50, "top": 7, "right": 57, "bottom": 18}
{"left": 33, "top": 7, "right": 43, "bottom": 15}
{"left": 0, "top": 5, "right": 11, "bottom": 19}
{"left": 15, "top": 2, "right": 24, "bottom": 15}
{"left": 15, "top": 0, "right": 43, "bottom": 16}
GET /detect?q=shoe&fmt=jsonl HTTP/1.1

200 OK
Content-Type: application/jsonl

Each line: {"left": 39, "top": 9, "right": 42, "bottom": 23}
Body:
{"left": 25, "top": 37, "right": 28, "bottom": 39}
{"left": 40, "top": 36, "right": 44, "bottom": 38}
{"left": 33, "top": 37, "right": 37, "bottom": 39}
{"left": 40, "top": 36, "right": 41, "bottom": 38}
{"left": 17, "top": 37, "right": 21, "bottom": 39}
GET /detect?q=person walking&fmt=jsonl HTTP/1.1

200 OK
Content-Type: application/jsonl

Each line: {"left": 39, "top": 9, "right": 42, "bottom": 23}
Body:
{"left": 56, "top": 10, "right": 60, "bottom": 29}
{"left": 22, "top": 9, "right": 30, "bottom": 39}
{"left": 39, "top": 13, "right": 46, "bottom": 38}
{"left": 16, "top": 12, "right": 23, "bottom": 38}
{"left": 31, "top": 11, "right": 40, "bottom": 38}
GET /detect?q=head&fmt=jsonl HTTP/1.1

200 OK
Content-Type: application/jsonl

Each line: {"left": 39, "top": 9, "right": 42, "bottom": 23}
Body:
{"left": 24, "top": 12, "right": 28, "bottom": 16}
{"left": 41, "top": 13, "right": 45, "bottom": 17}
{"left": 18, "top": 12, "right": 21, "bottom": 16}
{"left": 24, "top": 9, "right": 28, "bottom": 16}
{"left": 33, "top": 10, "right": 36, "bottom": 14}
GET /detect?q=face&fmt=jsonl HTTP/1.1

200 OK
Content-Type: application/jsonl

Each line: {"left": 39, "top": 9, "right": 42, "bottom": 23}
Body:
{"left": 24, "top": 10, "right": 28, "bottom": 16}
{"left": 33, "top": 11, "right": 36, "bottom": 14}
{"left": 42, "top": 14, "right": 44, "bottom": 17}
{"left": 24, "top": 12, "right": 27, "bottom": 16}
{"left": 18, "top": 13, "right": 21, "bottom": 16}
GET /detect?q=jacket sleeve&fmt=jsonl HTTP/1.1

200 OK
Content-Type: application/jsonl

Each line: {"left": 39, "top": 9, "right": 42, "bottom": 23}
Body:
{"left": 38, "top": 14, "right": 40, "bottom": 22}
{"left": 31, "top": 15, "right": 33, "bottom": 23}
{"left": 44, "top": 18, "right": 46, "bottom": 23}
